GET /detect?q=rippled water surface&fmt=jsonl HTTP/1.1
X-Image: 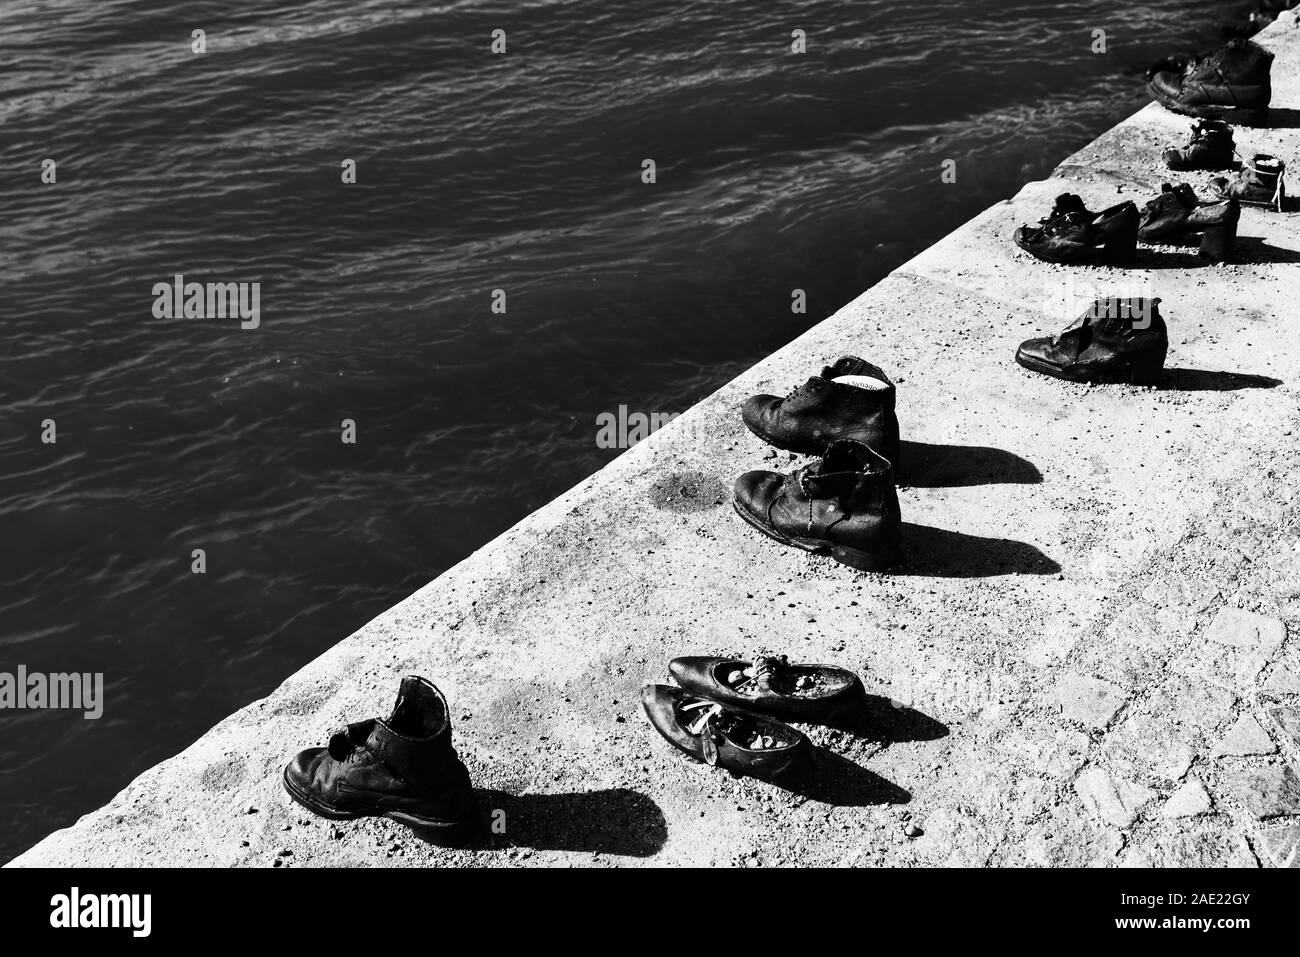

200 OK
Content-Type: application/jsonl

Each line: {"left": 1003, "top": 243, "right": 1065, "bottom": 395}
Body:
{"left": 0, "top": 0, "right": 1252, "bottom": 858}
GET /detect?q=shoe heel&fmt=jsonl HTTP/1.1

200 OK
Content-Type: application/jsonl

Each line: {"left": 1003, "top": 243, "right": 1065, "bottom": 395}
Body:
{"left": 1199, "top": 221, "right": 1237, "bottom": 263}
{"left": 1102, "top": 229, "right": 1137, "bottom": 267}
{"left": 1128, "top": 357, "right": 1165, "bottom": 387}
{"left": 829, "top": 544, "right": 895, "bottom": 573}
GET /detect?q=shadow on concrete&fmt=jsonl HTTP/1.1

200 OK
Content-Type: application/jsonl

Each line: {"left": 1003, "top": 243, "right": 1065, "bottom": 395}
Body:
{"left": 1260, "top": 107, "right": 1300, "bottom": 130}
{"left": 1232, "top": 236, "right": 1300, "bottom": 264}
{"left": 1132, "top": 239, "right": 1300, "bottom": 268}
{"left": 895, "top": 523, "right": 1060, "bottom": 577}
{"left": 1162, "top": 368, "right": 1283, "bottom": 391}
{"left": 899, "top": 440, "right": 1041, "bottom": 488}
{"left": 417, "top": 787, "right": 667, "bottom": 856}
{"left": 776, "top": 750, "right": 910, "bottom": 807}
{"left": 821, "top": 693, "right": 950, "bottom": 744}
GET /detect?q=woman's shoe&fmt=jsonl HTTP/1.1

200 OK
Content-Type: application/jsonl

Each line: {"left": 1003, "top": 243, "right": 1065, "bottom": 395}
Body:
{"left": 1016, "top": 298, "right": 1168, "bottom": 386}
{"left": 1013, "top": 200, "right": 1139, "bottom": 266}
{"left": 640, "top": 684, "right": 813, "bottom": 780}
{"left": 1137, "top": 183, "right": 1241, "bottom": 263}
{"left": 668, "top": 654, "right": 865, "bottom": 723}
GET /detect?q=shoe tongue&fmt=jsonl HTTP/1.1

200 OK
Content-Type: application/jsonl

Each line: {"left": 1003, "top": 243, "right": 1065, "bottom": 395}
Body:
{"left": 1146, "top": 183, "right": 1193, "bottom": 214}
{"left": 1049, "top": 193, "right": 1087, "bottom": 219}
{"left": 818, "top": 440, "right": 867, "bottom": 475}
{"left": 386, "top": 676, "right": 447, "bottom": 738}
{"left": 328, "top": 720, "right": 376, "bottom": 760}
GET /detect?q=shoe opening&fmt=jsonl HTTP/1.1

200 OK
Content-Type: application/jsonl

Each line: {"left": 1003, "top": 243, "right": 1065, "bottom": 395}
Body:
{"left": 387, "top": 676, "right": 448, "bottom": 739}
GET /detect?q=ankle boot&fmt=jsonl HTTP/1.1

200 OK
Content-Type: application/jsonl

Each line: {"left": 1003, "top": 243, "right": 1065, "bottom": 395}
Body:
{"left": 640, "top": 685, "right": 812, "bottom": 781}
{"left": 1210, "top": 153, "right": 1286, "bottom": 211}
{"left": 283, "top": 676, "right": 480, "bottom": 840}
{"left": 1013, "top": 200, "right": 1139, "bottom": 266}
{"left": 1163, "top": 119, "right": 1236, "bottom": 170}
{"left": 741, "top": 356, "right": 900, "bottom": 463}
{"left": 668, "top": 654, "right": 865, "bottom": 722}
{"left": 733, "top": 439, "right": 900, "bottom": 572}
{"left": 1016, "top": 298, "right": 1168, "bottom": 385}
{"left": 1137, "top": 183, "right": 1240, "bottom": 262}
{"left": 1147, "top": 39, "right": 1273, "bottom": 125}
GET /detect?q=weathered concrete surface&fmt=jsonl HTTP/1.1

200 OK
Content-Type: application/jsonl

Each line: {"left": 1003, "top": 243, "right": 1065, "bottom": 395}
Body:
{"left": 11, "top": 14, "right": 1300, "bottom": 868}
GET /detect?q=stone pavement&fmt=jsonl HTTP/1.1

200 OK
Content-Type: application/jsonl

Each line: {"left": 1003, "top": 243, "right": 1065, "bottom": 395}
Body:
{"left": 9, "top": 13, "right": 1300, "bottom": 867}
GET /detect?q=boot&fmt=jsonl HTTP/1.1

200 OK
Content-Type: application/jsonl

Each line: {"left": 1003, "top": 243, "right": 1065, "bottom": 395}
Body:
{"left": 1147, "top": 39, "right": 1273, "bottom": 125}
{"left": 1013, "top": 200, "right": 1139, "bottom": 266}
{"left": 741, "top": 356, "right": 900, "bottom": 464}
{"left": 668, "top": 654, "right": 865, "bottom": 722}
{"left": 283, "top": 676, "right": 480, "bottom": 840}
{"left": 640, "top": 685, "right": 812, "bottom": 781}
{"left": 1016, "top": 298, "right": 1168, "bottom": 385}
{"left": 1137, "top": 183, "right": 1240, "bottom": 262}
{"left": 1210, "top": 153, "right": 1286, "bottom": 211}
{"left": 1162, "top": 119, "right": 1236, "bottom": 170}
{"left": 733, "top": 439, "right": 900, "bottom": 572}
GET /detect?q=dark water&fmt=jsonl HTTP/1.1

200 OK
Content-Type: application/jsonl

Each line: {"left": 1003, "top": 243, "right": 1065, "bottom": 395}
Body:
{"left": 0, "top": 0, "right": 1255, "bottom": 859}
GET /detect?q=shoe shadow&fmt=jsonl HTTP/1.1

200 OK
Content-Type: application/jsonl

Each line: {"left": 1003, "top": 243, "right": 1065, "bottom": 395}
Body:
{"left": 450, "top": 787, "right": 666, "bottom": 856}
{"left": 1231, "top": 237, "right": 1300, "bottom": 264}
{"left": 898, "top": 440, "right": 1042, "bottom": 488}
{"left": 1129, "top": 240, "right": 1300, "bottom": 268}
{"left": 820, "top": 692, "right": 950, "bottom": 744}
{"left": 1261, "top": 107, "right": 1300, "bottom": 130}
{"left": 775, "top": 750, "right": 910, "bottom": 807}
{"left": 895, "top": 523, "right": 1060, "bottom": 577}
{"left": 1161, "top": 368, "right": 1282, "bottom": 391}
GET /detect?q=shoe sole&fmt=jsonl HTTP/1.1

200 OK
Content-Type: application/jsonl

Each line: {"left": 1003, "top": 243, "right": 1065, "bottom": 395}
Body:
{"left": 1015, "top": 349, "right": 1164, "bottom": 386}
{"left": 1152, "top": 95, "right": 1269, "bottom": 128}
{"left": 1014, "top": 238, "right": 1136, "bottom": 269}
{"left": 282, "top": 768, "right": 484, "bottom": 844}
{"left": 731, "top": 500, "right": 895, "bottom": 572}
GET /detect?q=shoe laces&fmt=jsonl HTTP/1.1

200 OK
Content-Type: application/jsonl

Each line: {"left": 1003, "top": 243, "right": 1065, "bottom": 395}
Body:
{"left": 794, "top": 467, "right": 819, "bottom": 532}
{"left": 1243, "top": 156, "right": 1287, "bottom": 209}
{"left": 731, "top": 654, "right": 790, "bottom": 694}
{"left": 681, "top": 699, "right": 722, "bottom": 735}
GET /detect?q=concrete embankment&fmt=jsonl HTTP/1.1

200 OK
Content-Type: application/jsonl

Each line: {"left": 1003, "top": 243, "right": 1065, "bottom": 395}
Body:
{"left": 11, "top": 13, "right": 1300, "bottom": 867}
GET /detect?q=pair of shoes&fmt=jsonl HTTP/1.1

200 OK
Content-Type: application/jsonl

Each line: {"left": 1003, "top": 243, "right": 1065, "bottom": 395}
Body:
{"left": 1017, "top": 185, "right": 1240, "bottom": 264}
{"left": 1016, "top": 298, "right": 1169, "bottom": 385}
{"left": 1147, "top": 38, "right": 1273, "bottom": 126}
{"left": 282, "top": 676, "right": 481, "bottom": 842}
{"left": 736, "top": 358, "right": 902, "bottom": 572}
{"left": 641, "top": 654, "right": 864, "bottom": 780}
